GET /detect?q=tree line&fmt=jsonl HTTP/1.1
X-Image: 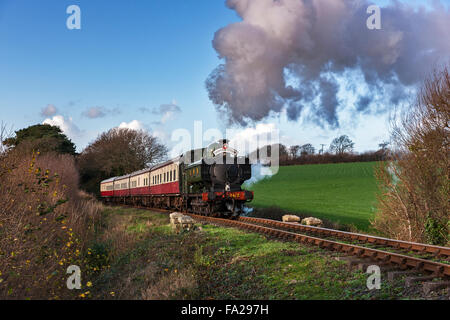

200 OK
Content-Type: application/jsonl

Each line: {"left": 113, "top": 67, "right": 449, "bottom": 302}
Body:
{"left": 0, "top": 124, "right": 387, "bottom": 195}
{"left": 254, "top": 135, "right": 389, "bottom": 166}
{"left": 1, "top": 124, "right": 168, "bottom": 195}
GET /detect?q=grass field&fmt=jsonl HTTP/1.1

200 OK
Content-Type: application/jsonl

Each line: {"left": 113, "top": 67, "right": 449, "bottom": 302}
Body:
{"left": 245, "top": 162, "right": 380, "bottom": 231}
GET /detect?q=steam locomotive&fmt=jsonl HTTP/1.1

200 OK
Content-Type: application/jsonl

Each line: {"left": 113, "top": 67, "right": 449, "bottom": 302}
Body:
{"left": 100, "top": 139, "right": 254, "bottom": 217}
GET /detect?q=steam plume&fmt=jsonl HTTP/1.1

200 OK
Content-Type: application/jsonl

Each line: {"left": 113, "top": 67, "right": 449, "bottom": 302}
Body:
{"left": 206, "top": 0, "right": 450, "bottom": 127}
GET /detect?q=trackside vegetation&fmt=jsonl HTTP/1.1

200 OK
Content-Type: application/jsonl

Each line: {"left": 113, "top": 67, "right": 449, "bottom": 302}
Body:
{"left": 83, "top": 206, "right": 433, "bottom": 300}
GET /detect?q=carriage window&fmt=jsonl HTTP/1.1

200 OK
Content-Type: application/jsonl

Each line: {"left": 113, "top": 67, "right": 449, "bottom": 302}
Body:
{"left": 170, "top": 171, "right": 172, "bottom": 181}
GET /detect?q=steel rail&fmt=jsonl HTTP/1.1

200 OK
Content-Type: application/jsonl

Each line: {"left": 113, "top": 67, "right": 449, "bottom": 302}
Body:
{"left": 189, "top": 214, "right": 450, "bottom": 277}
{"left": 239, "top": 216, "right": 450, "bottom": 258}
{"left": 109, "top": 204, "right": 450, "bottom": 276}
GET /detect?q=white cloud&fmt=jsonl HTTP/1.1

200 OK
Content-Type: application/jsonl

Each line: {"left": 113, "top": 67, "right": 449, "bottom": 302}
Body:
{"left": 145, "top": 101, "right": 182, "bottom": 125}
{"left": 118, "top": 120, "right": 144, "bottom": 131}
{"left": 161, "top": 111, "right": 176, "bottom": 124}
{"left": 43, "top": 115, "right": 81, "bottom": 138}
{"left": 40, "top": 104, "right": 57, "bottom": 117}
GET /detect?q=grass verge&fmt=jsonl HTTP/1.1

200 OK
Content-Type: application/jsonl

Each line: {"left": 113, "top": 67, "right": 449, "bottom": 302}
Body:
{"left": 80, "top": 206, "right": 442, "bottom": 300}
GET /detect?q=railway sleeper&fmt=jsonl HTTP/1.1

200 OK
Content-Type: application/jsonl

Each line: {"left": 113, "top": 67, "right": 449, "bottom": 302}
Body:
{"left": 388, "top": 270, "right": 420, "bottom": 282}
{"left": 404, "top": 275, "right": 437, "bottom": 288}
{"left": 422, "top": 281, "right": 450, "bottom": 295}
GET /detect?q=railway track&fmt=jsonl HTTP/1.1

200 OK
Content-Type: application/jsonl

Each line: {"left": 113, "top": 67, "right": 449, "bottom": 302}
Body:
{"left": 240, "top": 216, "right": 450, "bottom": 263}
{"left": 187, "top": 214, "right": 450, "bottom": 278}
{"left": 113, "top": 204, "right": 450, "bottom": 279}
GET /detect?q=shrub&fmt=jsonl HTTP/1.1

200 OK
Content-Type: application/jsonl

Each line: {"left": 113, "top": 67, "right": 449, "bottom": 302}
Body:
{"left": 0, "top": 151, "right": 101, "bottom": 299}
{"left": 372, "top": 66, "right": 449, "bottom": 245}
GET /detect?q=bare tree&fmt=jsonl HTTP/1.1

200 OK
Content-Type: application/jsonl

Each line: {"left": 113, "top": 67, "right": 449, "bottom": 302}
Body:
{"left": 289, "top": 145, "right": 300, "bottom": 159}
{"left": 300, "top": 143, "right": 315, "bottom": 156}
{"left": 373, "top": 66, "right": 449, "bottom": 245}
{"left": 329, "top": 135, "right": 355, "bottom": 155}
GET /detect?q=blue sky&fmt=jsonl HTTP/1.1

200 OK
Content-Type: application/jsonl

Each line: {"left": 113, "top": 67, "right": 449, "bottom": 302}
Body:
{"left": 0, "top": 0, "right": 448, "bottom": 155}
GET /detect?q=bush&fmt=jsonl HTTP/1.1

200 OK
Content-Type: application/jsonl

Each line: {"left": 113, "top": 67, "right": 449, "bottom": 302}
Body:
{"left": 372, "top": 66, "right": 449, "bottom": 245}
{"left": 0, "top": 150, "right": 101, "bottom": 299}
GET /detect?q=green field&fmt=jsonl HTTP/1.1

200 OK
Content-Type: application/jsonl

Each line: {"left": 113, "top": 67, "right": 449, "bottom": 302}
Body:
{"left": 246, "top": 162, "right": 380, "bottom": 231}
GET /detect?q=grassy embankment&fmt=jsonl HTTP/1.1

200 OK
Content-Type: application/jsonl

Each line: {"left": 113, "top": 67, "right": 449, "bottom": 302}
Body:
{"left": 246, "top": 162, "right": 379, "bottom": 231}
{"left": 83, "top": 206, "right": 421, "bottom": 300}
